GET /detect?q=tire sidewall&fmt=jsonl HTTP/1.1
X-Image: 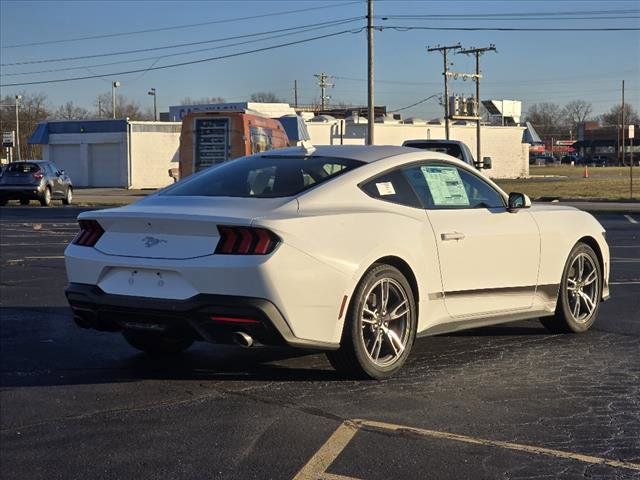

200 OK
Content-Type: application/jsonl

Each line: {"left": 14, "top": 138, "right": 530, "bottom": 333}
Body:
{"left": 347, "top": 264, "right": 417, "bottom": 378}
{"left": 64, "top": 187, "right": 73, "bottom": 205}
{"left": 41, "top": 187, "right": 51, "bottom": 206}
{"left": 558, "top": 243, "right": 602, "bottom": 332}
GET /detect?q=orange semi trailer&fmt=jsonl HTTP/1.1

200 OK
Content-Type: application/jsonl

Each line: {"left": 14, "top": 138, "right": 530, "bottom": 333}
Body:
{"left": 177, "top": 111, "right": 290, "bottom": 179}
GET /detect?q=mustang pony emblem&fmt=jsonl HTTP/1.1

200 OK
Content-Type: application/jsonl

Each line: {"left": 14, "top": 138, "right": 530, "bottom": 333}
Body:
{"left": 142, "top": 236, "right": 167, "bottom": 248}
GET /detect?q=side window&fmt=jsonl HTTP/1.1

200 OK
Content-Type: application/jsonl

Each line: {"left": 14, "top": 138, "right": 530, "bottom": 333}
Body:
{"left": 457, "top": 168, "right": 505, "bottom": 208}
{"left": 403, "top": 163, "right": 504, "bottom": 210}
{"left": 360, "top": 168, "right": 422, "bottom": 208}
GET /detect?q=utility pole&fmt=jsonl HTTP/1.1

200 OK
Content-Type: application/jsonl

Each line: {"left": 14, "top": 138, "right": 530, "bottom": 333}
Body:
{"left": 458, "top": 45, "right": 496, "bottom": 166}
{"left": 15, "top": 95, "right": 22, "bottom": 161}
{"left": 367, "top": 0, "right": 374, "bottom": 145}
{"left": 148, "top": 87, "right": 157, "bottom": 121}
{"left": 622, "top": 80, "right": 626, "bottom": 166}
{"left": 293, "top": 80, "right": 299, "bottom": 108}
{"left": 427, "top": 43, "right": 461, "bottom": 140}
{"left": 314, "top": 73, "right": 334, "bottom": 111}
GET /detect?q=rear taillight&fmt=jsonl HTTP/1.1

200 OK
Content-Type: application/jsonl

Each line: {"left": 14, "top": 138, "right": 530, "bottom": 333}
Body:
{"left": 215, "top": 226, "right": 279, "bottom": 255}
{"left": 72, "top": 220, "right": 104, "bottom": 247}
{"left": 32, "top": 171, "right": 44, "bottom": 180}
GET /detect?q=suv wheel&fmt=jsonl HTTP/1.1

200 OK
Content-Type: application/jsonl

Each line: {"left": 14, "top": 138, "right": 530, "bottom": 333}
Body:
{"left": 39, "top": 187, "right": 51, "bottom": 207}
{"left": 62, "top": 187, "right": 73, "bottom": 205}
{"left": 326, "top": 264, "right": 417, "bottom": 379}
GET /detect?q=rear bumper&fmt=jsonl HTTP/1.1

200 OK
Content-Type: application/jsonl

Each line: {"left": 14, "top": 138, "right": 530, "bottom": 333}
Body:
{"left": 65, "top": 283, "right": 338, "bottom": 350}
{"left": 0, "top": 185, "right": 44, "bottom": 198}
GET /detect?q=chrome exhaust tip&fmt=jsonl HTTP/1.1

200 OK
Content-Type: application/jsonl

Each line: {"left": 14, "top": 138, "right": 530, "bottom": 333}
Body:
{"left": 232, "top": 331, "right": 254, "bottom": 348}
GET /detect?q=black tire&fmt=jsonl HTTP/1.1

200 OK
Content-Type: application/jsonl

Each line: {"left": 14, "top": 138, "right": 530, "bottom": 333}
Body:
{"left": 62, "top": 187, "right": 73, "bottom": 205}
{"left": 541, "top": 243, "right": 602, "bottom": 334}
{"left": 19, "top": 199, "right": 30, "bottom": 205}
{"left": 326, "top": 263, "right": 417, "bottom": 380}
{"left": 39, "top": 187, "right": 51, "bottom": 207}
{"left": 122, "top": 330, "right": 194, "bottom": 355}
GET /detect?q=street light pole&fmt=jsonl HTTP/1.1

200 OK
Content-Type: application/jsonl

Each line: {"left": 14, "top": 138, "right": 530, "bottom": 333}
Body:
{"left": 148, "top": 88, "right": 157, "bottom": 121}
{"left": 112, "top": 81, "right": 120, "bottom": 119}
{"left": 15, "top": 95, "right": 22, "bottom": 161}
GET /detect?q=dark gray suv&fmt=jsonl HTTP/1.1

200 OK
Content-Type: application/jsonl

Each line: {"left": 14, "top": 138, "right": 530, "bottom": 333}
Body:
{"left": 0, "top": 161, "right": 73, "bottom": 206}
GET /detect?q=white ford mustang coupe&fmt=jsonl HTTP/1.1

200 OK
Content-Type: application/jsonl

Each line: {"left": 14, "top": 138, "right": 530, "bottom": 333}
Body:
{"left": 65, "top": 145, "right": 610, "bottom": 379}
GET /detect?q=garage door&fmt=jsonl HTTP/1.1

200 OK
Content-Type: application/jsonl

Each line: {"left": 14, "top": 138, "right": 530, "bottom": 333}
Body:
{"left": 89, "top": 143, "right": 123, "bottom": 187}
{"left": 50, "top": 144, "right": 82, "bottom": 186}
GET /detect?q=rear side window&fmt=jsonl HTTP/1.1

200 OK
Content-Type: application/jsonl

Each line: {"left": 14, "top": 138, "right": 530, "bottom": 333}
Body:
{"left": 163, "top": 155, "right": 363, "bottom": 198}
{"left": 360, "top": 169, "right": 422, "bottom": 208}
{"left": 7, "top": 163, "right": 41, "bottom": 173}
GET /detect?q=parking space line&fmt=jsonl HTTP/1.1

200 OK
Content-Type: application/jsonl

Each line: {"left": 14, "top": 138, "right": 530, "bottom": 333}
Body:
{"left": 294, "top": 419, "right": 640, "bottom": 479}
{"left": 610, "top": 281, "right": 640, "bottom": 285}
{"left": 293, "top": 421, "right": 360, "bottom": 480}
{"left": 624, "top": 214, "right": 638, "bottom": 224}
{"left": 354, "top": 419, "right": 640, "bottom": 472}
{"left": 1, "top": 243, "right": 69, "bottom": 247}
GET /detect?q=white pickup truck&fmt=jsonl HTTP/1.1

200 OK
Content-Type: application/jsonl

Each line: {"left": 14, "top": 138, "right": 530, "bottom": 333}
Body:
{"left": 402, "top": 139, "right": 491, "bottom": 170}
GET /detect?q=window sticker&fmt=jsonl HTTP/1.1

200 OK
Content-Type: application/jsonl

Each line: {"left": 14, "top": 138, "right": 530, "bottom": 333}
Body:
{"left": 376, "top": 182, "right": 396, "bottom": 196}
{"left": 420, "top": 166, "right": 469, "bottom": 206}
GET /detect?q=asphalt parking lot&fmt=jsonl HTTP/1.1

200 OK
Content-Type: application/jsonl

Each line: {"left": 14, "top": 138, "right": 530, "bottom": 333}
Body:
{"left": 1, "top": 206, "right": 639, "bottom": 480}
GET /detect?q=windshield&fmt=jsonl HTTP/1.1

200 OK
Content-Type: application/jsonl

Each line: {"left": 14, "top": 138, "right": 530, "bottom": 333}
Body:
{"left": 163, "top": 155, "right": 364, "bottom": 198}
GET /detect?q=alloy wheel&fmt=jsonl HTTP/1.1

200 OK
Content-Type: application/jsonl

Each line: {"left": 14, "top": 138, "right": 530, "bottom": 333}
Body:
{"left": 360, "top": 277, "right": 412, "bottom": 367}
{"left": 566, "top": 253, "right": 599, "bottom": 323}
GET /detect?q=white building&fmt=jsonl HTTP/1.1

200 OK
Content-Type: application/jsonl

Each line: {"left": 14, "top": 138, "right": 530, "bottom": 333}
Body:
{"left": 29, "top": 119, "right": 181, "bottom": 188}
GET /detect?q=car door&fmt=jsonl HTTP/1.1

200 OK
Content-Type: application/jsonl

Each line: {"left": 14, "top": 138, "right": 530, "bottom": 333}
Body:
{"left": 48, "top": 163, "right": 64, "bottom": 197}
{"left": 404, "top": 162, "right": 540, "bottom": 318}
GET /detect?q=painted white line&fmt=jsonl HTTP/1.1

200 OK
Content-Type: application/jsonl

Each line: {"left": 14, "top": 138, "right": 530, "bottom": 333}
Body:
{"left": 610, "top": 281, "right": 640, "bottom": 285}
{"left": 354, "top": 419, "right": 640, "bottom": 472}
{"left": 611, "top": 259, "right": 640, "bottom": 263}
{"left": 1, "top": 243, "right": 69, "bottom": 247}
{"left": 6, "top": 255, "right": 65, "bottom": 264}
{"left": 624, "top": 214, "right": 638, "bottom": 224}
{"left": 293, "top": 421, "right": 360, "bottom": 480}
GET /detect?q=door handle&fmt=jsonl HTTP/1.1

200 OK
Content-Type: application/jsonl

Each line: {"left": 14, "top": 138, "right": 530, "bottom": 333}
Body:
{"left": 441, "top": 231, "right": 465, "bottom": 241}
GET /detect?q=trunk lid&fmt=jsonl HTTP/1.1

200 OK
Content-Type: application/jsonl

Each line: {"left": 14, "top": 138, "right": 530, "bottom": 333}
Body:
{"left": 82, "top": 195, "right": 297, "bottom": 259}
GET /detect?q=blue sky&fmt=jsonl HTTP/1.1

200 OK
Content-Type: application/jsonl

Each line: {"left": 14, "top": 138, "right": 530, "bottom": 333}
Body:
{"left": 1, "top": 0, "right": 638, "bottom": 119}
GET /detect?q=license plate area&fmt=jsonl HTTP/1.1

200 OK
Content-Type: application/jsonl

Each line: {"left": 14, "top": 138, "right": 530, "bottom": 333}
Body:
{"left": 98, "top": 268, "right": 197, "bottom": 300}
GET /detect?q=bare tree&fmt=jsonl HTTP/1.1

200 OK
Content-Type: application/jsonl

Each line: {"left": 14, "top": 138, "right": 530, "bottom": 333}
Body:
{"left": 601, "top": 103, "right": 640, "bottom": 126}
{"left": 0, "top": 91, "right": 51, "bottom": 159}
{"left": 54, "top": 101, "right": 91, "bottom": 120}
{"left": 249, "top": 92, "right": 283, "bottom": 103}
{"left": 561, "top": 100, "right": 593, "bottom": 132}
{"left": 179, "top": 96, "right": 226, "bottom": 105}
{"left": 525, "top": 102, "right": 566, "bottom": 141}
{"left": 94, "top": 92, "right": 152, "bottom": 120}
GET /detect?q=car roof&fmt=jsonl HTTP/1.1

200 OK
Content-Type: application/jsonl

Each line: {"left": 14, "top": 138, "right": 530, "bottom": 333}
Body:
{"left": 8, "top": 160, "right": 47, "bottom": 164}
{"left": 403, "top": 139, "right": 462, "bottom": 144}
{"left": 260, "top": 145, "right": 455, "bottom": 164}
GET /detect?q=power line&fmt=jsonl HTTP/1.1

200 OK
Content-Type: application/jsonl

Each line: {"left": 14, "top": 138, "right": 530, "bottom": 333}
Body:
{"left": 379, "top": 15, "right": 640, "bottom": 21}
{"left": 380, "top": 25, "right": 640, "bottom": 32}
{"left": 1, "top": 21, "right": 359, "bottom": 77}
{"left": 1, "top": 29, "right": 363, "bottom": 87}
{"left": 1, "top": 17, "right": 362, "bottom": 66}
{"left": 390, "top": 94, "right": 439, "bottom": 112}
{"left": 377, "top": 9, "right": 640, "bottom": 18}
{"left": 1, "top": 1, "right": 361, "bottom": 49}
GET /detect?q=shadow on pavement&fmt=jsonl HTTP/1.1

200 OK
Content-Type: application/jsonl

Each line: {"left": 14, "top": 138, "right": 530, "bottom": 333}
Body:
{"left": 1, "top": 307, "right": 556, "bottom": 388}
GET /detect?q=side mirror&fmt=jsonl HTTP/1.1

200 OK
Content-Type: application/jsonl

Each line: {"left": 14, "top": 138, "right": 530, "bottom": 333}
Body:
{"left": 508, "top": 192, "right": 532, "bottom": 211}
{"left": 482, "top": 157, "right": 492, "bottom": 169}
